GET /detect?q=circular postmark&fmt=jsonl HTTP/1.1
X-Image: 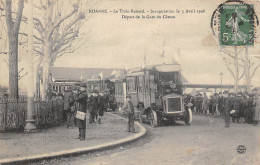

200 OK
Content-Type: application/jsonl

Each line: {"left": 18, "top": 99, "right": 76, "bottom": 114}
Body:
{"left": 211, "top": 0, "right": 259, "bottom": 46}
{"left": 237, "top": 145, "right": 246, "bottom": 154}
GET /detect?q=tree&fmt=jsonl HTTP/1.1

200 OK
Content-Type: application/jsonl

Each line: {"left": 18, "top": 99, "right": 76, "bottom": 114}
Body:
{"left": 32, "top": 0, "right": 86, "bottom": 100}
{"left": 220, "top": 47, "right": 245, "bottom": 93}
{"left": 5, "top": 0, "right": 24, "bottom": 101}
{"left": 242, "top": 47, "right": 260, "bottom": 93}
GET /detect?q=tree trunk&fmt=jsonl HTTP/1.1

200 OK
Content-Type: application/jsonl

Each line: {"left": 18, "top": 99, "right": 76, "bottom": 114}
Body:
{"left": 234, "top": 47, "right": 239, "bottom": 93}
{"left": 8, "top": 37, "right": 19, "bottom": 101}
{"left": 244, "top": 47, "right": 251, "bottom": 93}
{"left": 42, "top": 41, "right": 52, "bottom": 101}
{"left": 40, "top": 0, "right": 54, "bottom": 101}
{"left": 5, "top": 0, "right": 24, "bottom": 101}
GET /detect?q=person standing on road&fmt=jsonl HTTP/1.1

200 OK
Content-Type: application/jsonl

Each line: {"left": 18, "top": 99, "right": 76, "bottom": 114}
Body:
{"left": 63, "top": 88, "right": 75, "bottom": 128}
{"left": 108, "top": 93, "right": 117, "bottom": 111}
{"left": 218, "top": 92, "right": 224, "bottom": 117}
{"left": 122, "top": 95, "right": 136, "bottom": 133}
{"left": 74, "top": 83, "right": 88, "bottom": 141}
{"left": 88, "top": 90, "right": 99, "bottom": 124}
{"left": 202, "top": 93, "right": 209, "bottom": 115}
{"left": 97, "top": 91, "right": 105, "bottom": 124}
{"left": 232, "top": 93, "right": 242, "bottom": 123}
{"left": 253, "top": 89, "right": 260, "bottom": 126}
{"left": 223, "top": 91, "right": 233, "bottom": 128}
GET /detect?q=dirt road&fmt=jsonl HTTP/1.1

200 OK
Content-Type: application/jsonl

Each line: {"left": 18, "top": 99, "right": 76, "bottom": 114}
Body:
{"left": 66, "top": 115, "right": 260, "bottom": 165}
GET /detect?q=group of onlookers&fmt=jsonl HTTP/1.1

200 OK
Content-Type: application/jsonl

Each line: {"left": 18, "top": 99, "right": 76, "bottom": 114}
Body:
{"left": 184, "top": 89, "right": 260, "bottom": 126}
{"left": 52, "top": 83, "right": 116, "bottom": 141}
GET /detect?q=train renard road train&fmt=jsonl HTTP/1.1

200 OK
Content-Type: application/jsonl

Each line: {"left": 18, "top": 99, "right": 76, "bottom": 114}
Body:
{"left": 52, "top": 64, "right": 192, "bottom": 127}
{"left": 115, "top": 64, "right": 192, "bottom": 127}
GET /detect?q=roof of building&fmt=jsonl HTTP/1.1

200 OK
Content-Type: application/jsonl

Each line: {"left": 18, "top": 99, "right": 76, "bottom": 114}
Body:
{"left": 52, "top": 67, "right": 125, "bottom": 81}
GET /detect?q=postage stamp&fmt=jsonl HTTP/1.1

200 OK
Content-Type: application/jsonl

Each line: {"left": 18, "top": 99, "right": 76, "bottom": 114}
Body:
{"left": 220, "top": 4, "right": 255, "bottom": 46}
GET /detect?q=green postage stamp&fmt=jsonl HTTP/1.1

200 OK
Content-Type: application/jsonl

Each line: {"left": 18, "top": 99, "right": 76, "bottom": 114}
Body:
{"left": 220, "top": 4, "right": 255, "bottom": 46}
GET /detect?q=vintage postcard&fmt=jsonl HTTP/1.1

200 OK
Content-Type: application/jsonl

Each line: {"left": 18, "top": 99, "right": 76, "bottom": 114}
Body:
{"left": 0, "top": 0, "right": 260, "bottom": 164}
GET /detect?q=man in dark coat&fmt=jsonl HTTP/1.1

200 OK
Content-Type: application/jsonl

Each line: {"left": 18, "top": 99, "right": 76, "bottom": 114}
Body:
{"left": 97, "top": 91, "right": 106, "bottom": 124}
{"left": 218, "top": 93, "right": 224, "bottom": 117}
{"left": 223, "top": 91, "right": 233, "bottom": 128}
{"left": 122, "top": 95, "right": 136, "bottom": 133}
{"left": 88, "top": 90, "right": 99, "bottom": 124}
{"left": 108, "top": 93, "right": 117, "bottom": 111}
{"left": 232, "top": 93, "right": 242, "bottom": 123}
{"left": 208, "top": 96, "right": 213, "bottom": 115}
{"left": 74, "top": 83, "right": 88, "bottom": 141}
{"left": 63, "top": 89, "right": 75, "bottom": 127}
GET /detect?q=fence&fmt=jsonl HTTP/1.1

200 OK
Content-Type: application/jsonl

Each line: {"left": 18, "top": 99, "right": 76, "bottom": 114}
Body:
{"left": 0, "top": 98, "right": 64, "bottom": 132}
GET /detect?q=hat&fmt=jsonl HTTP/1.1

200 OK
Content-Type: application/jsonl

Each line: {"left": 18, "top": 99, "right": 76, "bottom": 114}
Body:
{"left": 223, "top": 90, "right": 229, "bottom": 94}
{"left": 80, "top": 83, "right": 86, "bottom": 87}
{"left": 126, "top": 95, "right": 131, "bottom": 99}
{"left": 72, "top": 85, "right": 78, "bottom": 90}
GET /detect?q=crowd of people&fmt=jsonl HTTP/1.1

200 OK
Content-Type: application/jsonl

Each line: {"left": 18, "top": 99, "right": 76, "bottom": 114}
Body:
{"left": 184, "top": 89, "right": 260, "bottom": 127}
{"left": 52, "top": 83, "right": 117, "bottom": 141}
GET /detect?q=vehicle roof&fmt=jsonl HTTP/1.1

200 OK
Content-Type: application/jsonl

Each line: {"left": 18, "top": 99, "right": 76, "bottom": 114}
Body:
{"left": 163, "top": 93, "right": 183, "bottom": 98}
{"left": 127, "top": 64, "right": 181, "bottom": 76}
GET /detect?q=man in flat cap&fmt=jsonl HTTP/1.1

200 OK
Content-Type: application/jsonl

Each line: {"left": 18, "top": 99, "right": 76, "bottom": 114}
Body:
{"left": 122, "top": 95, "right": 136, "bottom": 133}
{"left": 74, "top": 83, "right": 88, "bottom": 141}
{"left": 223, "top": 91, "right": 233, "bottom": 128}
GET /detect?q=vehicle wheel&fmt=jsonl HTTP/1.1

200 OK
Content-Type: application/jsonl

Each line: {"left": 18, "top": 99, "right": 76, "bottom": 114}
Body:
{"left": 149, "top": 110, "right": 158, "bottom": 127}
{"left": 185, "top": 108, "right": 192, "bottom": 125}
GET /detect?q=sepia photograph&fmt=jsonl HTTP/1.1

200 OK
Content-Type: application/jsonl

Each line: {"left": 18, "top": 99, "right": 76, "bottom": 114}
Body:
{"left": 0, "top": 0, "right": 260, "bottom": 164}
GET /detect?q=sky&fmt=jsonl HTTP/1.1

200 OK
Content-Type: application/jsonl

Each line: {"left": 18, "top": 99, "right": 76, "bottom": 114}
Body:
{"left": 0, "top": 0, "right": 260, "bottom": 91}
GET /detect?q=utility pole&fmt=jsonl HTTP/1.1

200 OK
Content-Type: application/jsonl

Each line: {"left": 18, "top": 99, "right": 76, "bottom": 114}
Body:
{"left": 24, "top": 0, "right": 36, "bottom": 132}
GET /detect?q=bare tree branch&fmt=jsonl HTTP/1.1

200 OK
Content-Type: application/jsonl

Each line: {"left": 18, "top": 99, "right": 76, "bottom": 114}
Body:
{"left": 13, "top": 0, "right": 24, "bottom": 33}
{"left": 40, "top": 0, "right": 47, "bottom": 10}
{"left": 222, "top": 56, "right": 235, "bottom": 79}
{"left": 0, "top": 52, "right": 8, "bottom": 55}
{"left": 18, "top": 68, "right": 24, "bottom": 74}
{"left": 57, "top": 50, "right": 73, "bottom": 58}
{"left": 48, "top": 4, "right": 79, "bottom": 40}
{"left": 239, "top": 69, "right": 245, "bottom": 80}
{"left": 251, "top": 64, "right": 260, "bottom": 79}
{"left": 237, "top": 47, "right": 245, "bottom": 56}
{"left": 19, "top": 32, "right": 43, "bottom": 43}
{"left": 33, "top": 17, "right": 45, "bottom": 33}
{"left": 18, "top": 72, "right": 27, "bottom": 80}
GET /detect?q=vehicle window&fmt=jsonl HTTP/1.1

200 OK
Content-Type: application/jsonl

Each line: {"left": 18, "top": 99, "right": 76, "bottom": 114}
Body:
{"left": 126, "top": 77, "right": 137, "bottom": 93}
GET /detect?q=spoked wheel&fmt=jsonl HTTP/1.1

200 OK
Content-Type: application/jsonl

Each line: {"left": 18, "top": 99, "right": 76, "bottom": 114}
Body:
{"left": 149, "top": 110, "right": 158, "bottom": 127}
{"left": 185, "top": 108, "right": 193, "bottom": 125}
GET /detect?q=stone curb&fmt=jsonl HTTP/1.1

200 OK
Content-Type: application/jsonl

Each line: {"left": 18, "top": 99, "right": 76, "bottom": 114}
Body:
{"left": 0, "top": 112, "right": 146, "bottom": 165}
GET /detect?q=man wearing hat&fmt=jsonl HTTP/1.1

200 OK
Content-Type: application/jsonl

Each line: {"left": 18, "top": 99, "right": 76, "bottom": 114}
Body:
{"left": 74, "top": 83, "right": 88, "bottom": 141}
{"left": 223, "top": 91, "right": 233, "bottom": 128}
{"left": 232, "top": 92, "right": 242, "bottom": 123}
{"left": 97, "top": 91, "right": 106, "bottom": 124}
{"left": 63, "top": 87, "right": 75, "bottom": 128}
{"left": 122, "top": 95, "right": 136, "bottom": 133}
{"left": 253, "top": 88, "right": 260, "bottom": 126}
{"left": 88, "top": 89, "right": 99, "bottom": 124}
{"left": 218, "top": 92, "right": 224, "bottom": 117}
